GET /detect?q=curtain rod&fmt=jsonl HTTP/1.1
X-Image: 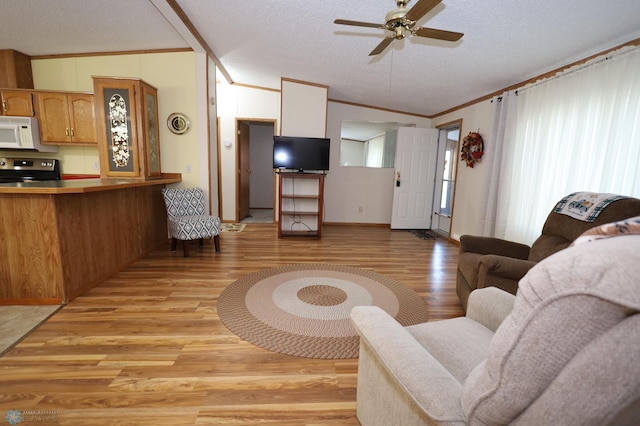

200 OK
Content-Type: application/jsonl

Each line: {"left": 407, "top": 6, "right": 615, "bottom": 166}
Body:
{"left": 490, "top": 44, "right": 640, "bottom": 102}
{"left": 517, "top": 44, "right": 640, "bottom": 95}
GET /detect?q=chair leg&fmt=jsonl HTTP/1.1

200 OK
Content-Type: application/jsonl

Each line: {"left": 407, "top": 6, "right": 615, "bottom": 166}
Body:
{"left": 214, "top": 234, "right": 220, "bottom": 253}
{"left": 170, "top": 238, "right": 177, "bottom": 252}
{"left": 183, "top": 240, "right": 190, "bottom": 258}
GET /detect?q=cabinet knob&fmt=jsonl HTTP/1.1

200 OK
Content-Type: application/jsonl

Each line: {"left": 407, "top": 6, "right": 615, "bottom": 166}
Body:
{"left": 70, "top": 128, "right": 75, "bottom": 137}
{"left": 65, "top": 128, "right": 70, "bottom": 136}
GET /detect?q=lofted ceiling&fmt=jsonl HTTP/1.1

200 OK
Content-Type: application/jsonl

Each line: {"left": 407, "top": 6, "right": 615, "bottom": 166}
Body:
{"left": 2, "top": 0, "right": 640, "bottom": 117}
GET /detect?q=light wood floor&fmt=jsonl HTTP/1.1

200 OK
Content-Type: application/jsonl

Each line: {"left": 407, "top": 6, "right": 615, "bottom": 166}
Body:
{"left": 0, "top": 224, "right": 464, "bottom": 425}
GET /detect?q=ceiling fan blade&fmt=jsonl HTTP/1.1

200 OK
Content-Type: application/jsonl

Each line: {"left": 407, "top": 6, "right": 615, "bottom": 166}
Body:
{"left": 414, "top": 27, "right": 463, "bottom": 41}
{"left": 369, "top": 37, "right": 394, "bottom": 56}
{"left": 334, "top": 19, "right": 384, "bottom": 29}
{"left": 404, "top": 0, "right": 442, "bottom": 22}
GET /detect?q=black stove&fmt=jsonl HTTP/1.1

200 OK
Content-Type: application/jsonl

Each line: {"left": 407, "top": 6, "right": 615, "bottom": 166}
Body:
{"left": 0, "top": 157, "right": 61, "bottom": 183}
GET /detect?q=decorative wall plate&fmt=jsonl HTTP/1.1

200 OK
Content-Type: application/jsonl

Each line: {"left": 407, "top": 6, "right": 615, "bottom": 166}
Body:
{"left": 167, "top": 112, "right": 190, "bottom": 135}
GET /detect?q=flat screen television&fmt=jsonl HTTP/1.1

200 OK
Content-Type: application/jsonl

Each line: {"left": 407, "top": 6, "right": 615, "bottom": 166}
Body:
{"left": 273, "top": 136, "right": 330, "bottom": 172}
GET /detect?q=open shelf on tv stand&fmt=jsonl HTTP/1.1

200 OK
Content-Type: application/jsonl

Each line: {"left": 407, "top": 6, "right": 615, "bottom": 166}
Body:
{"left": 277, "top": 172, "right": 325, "bottom": 238}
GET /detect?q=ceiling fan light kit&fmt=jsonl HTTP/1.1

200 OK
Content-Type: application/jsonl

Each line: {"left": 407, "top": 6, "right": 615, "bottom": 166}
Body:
{"left": 334, "top": 0, "right": 463, "bottom": 56}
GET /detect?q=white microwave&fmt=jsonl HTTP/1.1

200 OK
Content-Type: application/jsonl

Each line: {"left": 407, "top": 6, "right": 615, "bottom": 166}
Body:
{"left": 0, "top": 116, "right": 57, "bottom": 152}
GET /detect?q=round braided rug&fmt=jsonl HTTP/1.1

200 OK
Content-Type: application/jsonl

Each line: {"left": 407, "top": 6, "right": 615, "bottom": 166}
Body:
{"left": 218, "top": 264, "right": 429, "bottom": 359}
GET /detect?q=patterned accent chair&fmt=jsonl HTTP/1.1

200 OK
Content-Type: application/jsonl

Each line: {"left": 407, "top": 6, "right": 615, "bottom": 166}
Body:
{"left": 161, "top": 187, "right": 221, "bottom": 258}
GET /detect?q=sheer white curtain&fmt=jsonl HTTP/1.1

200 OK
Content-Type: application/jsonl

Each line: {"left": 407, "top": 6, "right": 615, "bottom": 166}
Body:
{"left": 480, "top": 91, "right": 517, "bottom": 237}
{"left": 491, "top": 45, "right": 640, "bottom": 244}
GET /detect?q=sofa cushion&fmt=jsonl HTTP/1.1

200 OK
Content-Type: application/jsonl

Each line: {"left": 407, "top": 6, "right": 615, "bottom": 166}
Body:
{"left": 512, "top": 314, "right": 640, "bottom": 425}
{"left": 460, "top": 235, "right": 640, "bottom": 425}
{"left": 406, "top": 317, "right": 494, "bottom": 384}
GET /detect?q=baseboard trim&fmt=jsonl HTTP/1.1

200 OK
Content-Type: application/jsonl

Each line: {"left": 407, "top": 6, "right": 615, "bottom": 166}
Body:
{"left": 323, "top": 222, "right": 389, "bottom": 227}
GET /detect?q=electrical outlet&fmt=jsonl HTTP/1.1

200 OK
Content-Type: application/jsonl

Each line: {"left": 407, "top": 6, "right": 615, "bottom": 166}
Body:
{"left": 92, "top": 161, "right": 99, "bottom": 170}
{"left": 358, "top": 206, "right": 363, "bottom": 213}
{"left": 186, "top": 164, "right": 192, "bottom": 173}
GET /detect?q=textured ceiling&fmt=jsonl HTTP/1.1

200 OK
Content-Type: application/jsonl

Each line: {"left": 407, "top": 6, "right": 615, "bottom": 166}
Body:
{"left": 0, "top": 1, "right": 188, "bottom": 55}
{"left": 2, "top": 0, "right": 640, "bottom": 117}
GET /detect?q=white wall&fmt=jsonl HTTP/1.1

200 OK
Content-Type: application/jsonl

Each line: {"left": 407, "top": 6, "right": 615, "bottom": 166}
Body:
{"left": 325, "top": 101, "right": 432, "bottom": 224}
{"left": 280, "top": 80, "right": 327, "bottom": 137}
{"left": 434, "top": 100, "right": 494, "bottom": 241}
{"left": 216, "top": 85, "right": 435, "bottom": 224}
{"left": 29, "top": 52, "right": 494, "bottom": 233}
{"left": 216, "top": 82, "right": 280, "bottom": 221}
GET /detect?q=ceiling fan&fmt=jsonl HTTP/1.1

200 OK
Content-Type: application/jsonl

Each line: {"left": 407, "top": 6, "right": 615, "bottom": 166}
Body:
{"left": 334, "top": 0, "right": 463, "bottom": 56}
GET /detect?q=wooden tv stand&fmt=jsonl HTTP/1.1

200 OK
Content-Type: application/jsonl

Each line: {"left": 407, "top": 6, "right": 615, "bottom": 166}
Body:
{"left": 277, "top": 172, "right": 325, "bottom": 238}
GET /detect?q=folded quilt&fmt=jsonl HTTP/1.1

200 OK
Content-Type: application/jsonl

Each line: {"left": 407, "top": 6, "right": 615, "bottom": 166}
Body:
{"left": 553, "top": 191, "right": 627, "bottom": 222}
{"left": 571, "top": 215, "right": 640, "bottom": 246}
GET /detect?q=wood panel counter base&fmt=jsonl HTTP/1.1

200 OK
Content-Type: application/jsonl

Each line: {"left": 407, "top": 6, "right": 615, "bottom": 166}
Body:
{"left": 0, "top": 176, "right": 180, "bottom": 305}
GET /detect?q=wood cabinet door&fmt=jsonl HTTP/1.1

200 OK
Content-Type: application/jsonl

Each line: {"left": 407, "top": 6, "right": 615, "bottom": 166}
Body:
{"left": 93, "top": 78, "right": 141, "bottom": 177}
{"left": 141, "top": 84, "right": 161, "bottom": 176}
{"left": 38, "top": 92, "right": 70, "bottom": 143}
{"left": 1, "top": 90, "right": 34, "bottom": 116}
{"left": 68, "top": 94, "right": 97, "bottom": 144}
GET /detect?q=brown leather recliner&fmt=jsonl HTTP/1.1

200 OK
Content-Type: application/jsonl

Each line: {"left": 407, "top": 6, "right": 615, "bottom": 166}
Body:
{"left": 456, "top": 193, "right": 640, "bottom": 311}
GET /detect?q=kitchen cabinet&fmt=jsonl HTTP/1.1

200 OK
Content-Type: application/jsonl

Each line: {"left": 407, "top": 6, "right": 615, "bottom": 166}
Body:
{"left": 93, "top": 76, "right": 161, "bottom": 179}
{"left": 38, "top": 92, "right": 97, "bottom": 145}
{"left": 278, "top": 172, "right": 325, "bottom": 238}
{"left": 0, "top": 90, "right": 34, "bottom": 116}
{"left": 0, "top": 49, "right": 34, "bottom": 89}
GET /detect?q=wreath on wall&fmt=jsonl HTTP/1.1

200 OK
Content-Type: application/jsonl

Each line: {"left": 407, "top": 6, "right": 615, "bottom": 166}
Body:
{"left": 460, "top": 131, "right": 484, "bottom": 168}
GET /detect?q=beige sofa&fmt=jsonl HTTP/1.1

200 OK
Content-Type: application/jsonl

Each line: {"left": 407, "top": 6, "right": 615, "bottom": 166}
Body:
{"left": 351, "top": 233, "right": 640, "bottom": 425}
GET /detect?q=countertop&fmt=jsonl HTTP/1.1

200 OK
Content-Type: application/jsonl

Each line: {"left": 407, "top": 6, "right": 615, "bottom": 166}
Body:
{"left": 0, "top": 174, "right": 182, "bottom": 194}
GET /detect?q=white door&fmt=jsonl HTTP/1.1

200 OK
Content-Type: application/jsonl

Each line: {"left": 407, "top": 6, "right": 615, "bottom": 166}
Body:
{"left": 391, "top": 127, "right": 439, "bottom": 229}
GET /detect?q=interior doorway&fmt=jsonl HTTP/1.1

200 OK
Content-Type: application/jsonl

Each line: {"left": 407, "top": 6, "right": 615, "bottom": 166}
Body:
{"left": 434, "top": 120, "right": 462, "bottom": 238}
{"left": 236, "top": 119, "right": 277, "bottom": 223}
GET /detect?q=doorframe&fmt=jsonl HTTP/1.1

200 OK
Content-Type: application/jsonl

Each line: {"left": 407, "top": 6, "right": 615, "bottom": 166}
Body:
{"left": 235, "top": 118, "right": 278, "bottom": 223}
{"left": 215, "top": 116, "right": 222, "bottom": 217}
{"left": 435, "top": 119, "right": 463, "bottom": 241}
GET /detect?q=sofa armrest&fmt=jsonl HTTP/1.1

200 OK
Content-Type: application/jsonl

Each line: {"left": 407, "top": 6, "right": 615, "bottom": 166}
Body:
{"left": 477, "top": 255, "right": 537, "bottom": 295}
{"left": 351, "top": 306, "right": 465, "bottom": 423}
{"left": 460, "top": 235, "right": 530, "bottom": 259}
{"left": 466, "top": 287, "right": 516, "bottom": 332}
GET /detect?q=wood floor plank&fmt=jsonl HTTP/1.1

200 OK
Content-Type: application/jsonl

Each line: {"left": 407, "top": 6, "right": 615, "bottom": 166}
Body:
{"left": 0, "top": 224, "right": 464, "bottom": 424}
